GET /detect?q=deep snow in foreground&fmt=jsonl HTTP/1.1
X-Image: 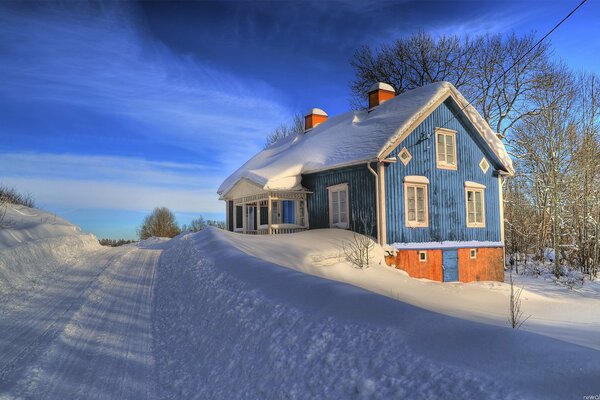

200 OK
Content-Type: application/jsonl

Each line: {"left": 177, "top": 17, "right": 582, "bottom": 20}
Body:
{"left": 218, "top": 228, "right": 600, "bottom": 350}
{"left": 1, "top": 207, "right": 599, "bottom": 399}
{"left": 154, "top": 228, "right": 600, "bottom": 399}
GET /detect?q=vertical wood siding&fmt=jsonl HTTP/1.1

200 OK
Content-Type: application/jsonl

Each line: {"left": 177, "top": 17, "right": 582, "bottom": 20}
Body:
{"left": 302, "top": 165, "right": 377, "bottom": 236}
{"left": 385, "top": 98, "right": 502, "bottom": 244}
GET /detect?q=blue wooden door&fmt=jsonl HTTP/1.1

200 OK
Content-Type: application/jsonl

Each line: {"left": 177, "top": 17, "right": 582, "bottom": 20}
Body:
{"left": 442, "top": 250, "right": 459, "bottom": 282}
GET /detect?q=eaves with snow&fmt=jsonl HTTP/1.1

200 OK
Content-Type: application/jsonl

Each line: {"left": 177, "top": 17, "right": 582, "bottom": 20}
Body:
{"left": 218, "top": 81, "right": 514, "bottom": 198}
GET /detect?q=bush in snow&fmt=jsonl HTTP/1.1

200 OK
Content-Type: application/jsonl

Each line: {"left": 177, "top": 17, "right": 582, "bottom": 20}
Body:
{"left": 181, "top": 216, "right": 226, "bottom": 232}
{"left": 138, "top": 207, "right": 181, "bottom": 240}
{"left": 0, "top": 185, "right": 35, "bottom": 208}
{"left": 508, "top": 271, "right": 530, "bottom": 329}
{"left": 0, "top": 185, "right": 35, "bottom": 227}
{"left": 342, "top": 213, "right": 376, "bottom": 269}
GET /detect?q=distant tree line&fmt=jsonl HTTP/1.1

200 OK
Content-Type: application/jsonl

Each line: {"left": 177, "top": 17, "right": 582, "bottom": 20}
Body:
{"left": 99, "top": 238, "right": 137, "bottom": 247}
{"left": 138, "top": 207, "right": 225, "bottom": 240}
{"left": 347, "top": 31, "right": 599, "bottom": 280}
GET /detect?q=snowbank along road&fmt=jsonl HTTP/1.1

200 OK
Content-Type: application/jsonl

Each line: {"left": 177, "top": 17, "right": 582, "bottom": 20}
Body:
{"left": 1, "top": 205, "right": 599, "bottom": 399}
{"left": 0, "top": 242, "right": 162, "bottom": 399}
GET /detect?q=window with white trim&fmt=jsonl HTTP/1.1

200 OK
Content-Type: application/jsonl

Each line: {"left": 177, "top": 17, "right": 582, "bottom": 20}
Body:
{"left": 271, "top": 200, "right": 296, "bottom": 225}
{"left": 404, "top": 176, "right": 429, "bottom": 227}
{"left": 465, "top": 182, "right": 486, "bottom": 228}
{"left": 235, "top": 205, "right": 243, "bottom": 229}
{"left": 328, "top": 183, "right": 349, "bottom": 229}
{"left": 479, "top": 157, "right": 490, "bottom": 174}
{"left": 297, "top": 200, "right": 306, "bottom": 226}
{"left": 470, "top": 248, "right": 477, "bottom": 259}
{"left": 436, "top": 128, "right": 457, "bottom": 170}
{"left": 419, "top": 251, "right": 427, "bottom": 262}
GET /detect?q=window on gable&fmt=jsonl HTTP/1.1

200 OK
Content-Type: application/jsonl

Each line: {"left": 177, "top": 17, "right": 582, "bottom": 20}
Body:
{"left": 435, "top": 128, "right": 457, "bottom": 170}
{"left": 404, "top": 176, "right": 429, "bottom": 228}
{"left": 328, "top": 183, "right": 349, "bottom": 229}
{"left": 465, "top": 182, "right": 486, "bottom": 228}
{"left": 398, "top": 147, "right": 412, "bottom": 166}
{"left": 479, "top": 157, "right": 490, "bottom": 174}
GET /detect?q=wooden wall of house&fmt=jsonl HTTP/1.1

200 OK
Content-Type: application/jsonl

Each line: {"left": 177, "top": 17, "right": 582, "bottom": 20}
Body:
{"left": 384, "top": 98, "right": 503, "bottom": 244}
{"left": 302, "top": 165, "right": 377, "bottom": 236}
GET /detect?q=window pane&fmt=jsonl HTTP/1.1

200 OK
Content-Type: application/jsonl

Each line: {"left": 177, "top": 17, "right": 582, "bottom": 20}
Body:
{"left": 332, "top": 191, "right": 339, "bottom": 224}
{"left": 272, "top": 201, "right": 279, "bottom": 224}
{"left": 417, "top": 187, "right": 425, "bottom": 222}
{"left": 475, "top": 191, "right": 483, "bottom": 223}
{"left": 446, "top": 135, "right": 455, "bottom": 164}
{"left": 437, "top": 134, "right": 445, "bottom": 162}
{"left": 260, "top": 206, "right": 268, "bottom": 225}
{"left": 236, "top": 206, "right": 243, "bottom": 228}
{"left": 298, "top": 200, "right": 305, "bottom": 226}
{"left": 282, "top": 200, "right": 295, "bottom": 224}
{"left": 407, "top": 186, "right": 416, "bottom": 221}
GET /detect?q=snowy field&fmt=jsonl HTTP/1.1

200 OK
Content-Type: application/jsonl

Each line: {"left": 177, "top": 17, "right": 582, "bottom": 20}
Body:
{"left": 1, "top": 205, "right": 600, "bottom": 399}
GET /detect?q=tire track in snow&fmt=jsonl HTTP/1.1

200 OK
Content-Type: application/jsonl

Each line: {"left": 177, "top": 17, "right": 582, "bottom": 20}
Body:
{"left": 10, "top": 247, "right": 160, "bottom": 400}
{"left": 0, "top": 248, "right": 126, "bottom": 389}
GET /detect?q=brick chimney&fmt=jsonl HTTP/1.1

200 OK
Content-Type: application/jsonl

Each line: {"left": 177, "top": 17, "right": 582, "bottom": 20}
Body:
{"left": 368, "top": 82, "right": 395, "bottom": 110}
{"left": 304, "top": 108, "right": 328, "bottom": 132}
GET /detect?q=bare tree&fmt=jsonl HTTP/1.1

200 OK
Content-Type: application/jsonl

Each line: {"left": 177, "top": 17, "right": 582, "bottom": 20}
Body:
{"left": 508, "top": 271, "right": 530, "bottom": 329}
{"left": 138, "top": 207, "right": 181, "bottom": 240}
{"left": 512, "top": 64, "right": 578, "bottom": 278}
{"left": 342, "top": 213, "right": 376, "bottom": 269}
{"left": 349, "top": 32, "right": 549, "bottom": 138}
{"left": 264, "top": 113, "right": 304, "bottom": 148}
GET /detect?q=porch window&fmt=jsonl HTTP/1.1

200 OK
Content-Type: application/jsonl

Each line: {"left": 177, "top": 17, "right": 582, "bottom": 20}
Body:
{"left": 404, "top": 176, "right": 429, "bottom": 228}
{"left": 235, "top": 205, "right": 243, "bottom": 229}
{"left": 271, "top": 199, "right": 296, "bottom": 225}
{"left": 327, "top": 183, "right": 349, "bottom": 229}
{"left": 465, "top": 181, "right": 486, "bottom": 228}
{"left": 436, "top": 128, "right": 457, "bottom": 170}
{"left": 298, "top": 200, "right": 306, "bottom": 226}
{"left": 281, "top": 200, "right": 295, "bottom": 224}
{"left": 260, "top": 202, "right": 268, "bottom": 226}
{"left": 271, "top": 201, "right": 280, "bottom": 224}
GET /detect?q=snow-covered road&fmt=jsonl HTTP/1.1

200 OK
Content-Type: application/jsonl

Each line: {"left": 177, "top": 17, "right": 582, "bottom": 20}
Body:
{"left": 0, "top": 245, "right": 160, "bottom": 399}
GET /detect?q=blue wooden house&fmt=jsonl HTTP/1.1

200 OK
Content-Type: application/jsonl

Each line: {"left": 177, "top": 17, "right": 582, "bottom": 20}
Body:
{"left": 218, "top": 82, "right": 514, "bottom": 282}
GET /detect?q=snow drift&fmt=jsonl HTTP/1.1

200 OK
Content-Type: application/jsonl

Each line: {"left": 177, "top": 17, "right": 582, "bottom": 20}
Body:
{"left": 0, "top": 204, "right": 100, "bottom": 296}
{"left": 153, "top": 228, "right": 600, "bottom": 399}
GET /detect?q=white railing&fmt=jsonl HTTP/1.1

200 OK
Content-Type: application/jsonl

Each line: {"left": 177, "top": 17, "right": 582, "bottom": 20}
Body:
{"left": 270, "top": 227, "right": 308, "bottom": 234}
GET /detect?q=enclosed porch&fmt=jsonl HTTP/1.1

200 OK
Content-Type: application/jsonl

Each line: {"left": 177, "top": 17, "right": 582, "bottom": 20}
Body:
{"left": 227, "top": 190, "right": 309, "bottom": 235}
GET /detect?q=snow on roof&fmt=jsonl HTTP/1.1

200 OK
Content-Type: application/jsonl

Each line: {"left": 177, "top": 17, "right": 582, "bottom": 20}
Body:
{"left": 218, "top": 82, "right": 514, "bottom": 197}
{"left": 306, "top": 108, "right": 328, "bottom": 116}
{"left": 369, "top": 82, "right": 395, "bottom": 92}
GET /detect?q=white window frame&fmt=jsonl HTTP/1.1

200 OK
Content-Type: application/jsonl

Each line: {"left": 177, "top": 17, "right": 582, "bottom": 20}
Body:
{"left": 435, "top": 127, "right": 458, "bottom": 170}
{"left": 419, "top": 250, "right": 427, "bottom": 262}
{"left": 470, "top": 248, "right": 477, "bottom": 259}
{"left": 327, "top": 183, "right": 349, "bottom": 229}
{"left": 465, "top": 181, "right": 486, "bottom": 228}
{"left": 404, "top": 176, "right": 429, "bottom": 228}
{"left": 398, "top": 147, "right": 412, "bottom": 166}
{"left": 479, "top": 157, "right": 490, "bottom": 174}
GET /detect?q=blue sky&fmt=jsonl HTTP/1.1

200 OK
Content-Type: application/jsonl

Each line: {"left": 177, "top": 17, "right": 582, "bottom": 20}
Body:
{"left": 1, "top": 0, "right": 598, "bottom": 239}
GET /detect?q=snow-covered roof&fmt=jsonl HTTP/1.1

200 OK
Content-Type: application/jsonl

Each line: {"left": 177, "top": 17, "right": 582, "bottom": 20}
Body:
{"left": 218, "top": 82, "right": 514, "bottom": 197}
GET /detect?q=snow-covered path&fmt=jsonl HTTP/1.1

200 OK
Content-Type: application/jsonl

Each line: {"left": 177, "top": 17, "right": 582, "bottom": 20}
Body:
{"left": 0, "top": 245, "right": 160, "bottom": 399}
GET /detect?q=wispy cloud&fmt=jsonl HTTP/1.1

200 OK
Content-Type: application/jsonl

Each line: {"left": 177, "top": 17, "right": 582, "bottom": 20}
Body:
{"left": 0, "top": 3, "right": 291, "bottom": 168}
{"left": 0, "top": 152, "right": 222, "bottom": 213}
